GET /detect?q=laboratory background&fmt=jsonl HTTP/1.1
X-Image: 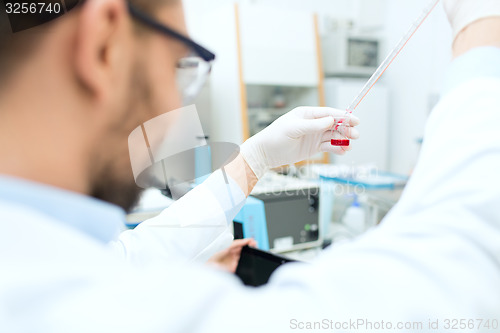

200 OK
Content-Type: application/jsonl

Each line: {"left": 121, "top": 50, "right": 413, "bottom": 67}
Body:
{"left": 129, "top": 0, "right": 453, "bottom": 259}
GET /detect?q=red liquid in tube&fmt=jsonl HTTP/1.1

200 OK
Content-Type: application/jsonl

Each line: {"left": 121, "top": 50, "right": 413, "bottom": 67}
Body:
{"left": 331, "top": 139, "right": 350, "bottom": 147}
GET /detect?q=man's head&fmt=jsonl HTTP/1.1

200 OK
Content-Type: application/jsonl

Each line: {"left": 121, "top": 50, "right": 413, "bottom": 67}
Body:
{"left": 0, "top": 0, "right": 191, "bottom": 211}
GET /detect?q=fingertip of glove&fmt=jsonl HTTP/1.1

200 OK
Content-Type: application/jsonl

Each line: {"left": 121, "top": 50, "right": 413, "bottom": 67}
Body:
{"left": 349, "top": 115, "right": 361, "bottom": 126}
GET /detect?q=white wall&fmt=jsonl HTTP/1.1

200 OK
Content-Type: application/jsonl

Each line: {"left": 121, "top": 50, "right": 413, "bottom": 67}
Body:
{"left": 358, "top": 0, "right": 387, "bottom": 29}
{"left": 382, "top": 0, "right": 452, "bottom": 174}
{"left": 184, "top": 0, "right": 358, "bottom": 19}
{"left": 184, "top": 0, "right": 363, "bottom": 41}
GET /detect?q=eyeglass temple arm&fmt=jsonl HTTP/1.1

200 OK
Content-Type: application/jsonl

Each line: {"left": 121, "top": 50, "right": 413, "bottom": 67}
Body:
{"left": 127, "top": 2, "right": 216, "bottom": 63}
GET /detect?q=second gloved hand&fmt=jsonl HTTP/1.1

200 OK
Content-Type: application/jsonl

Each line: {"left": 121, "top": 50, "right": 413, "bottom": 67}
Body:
{"left": 240, "top": 107, "right": 360, "bottom": 179}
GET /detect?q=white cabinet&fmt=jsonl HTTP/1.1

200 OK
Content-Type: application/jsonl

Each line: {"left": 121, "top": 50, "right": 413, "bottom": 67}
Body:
{"left": 239, "top": 6, "right": 318, "bottom": 86}
{"left": 186, "top": 5, "right": 244, "bottom": 144}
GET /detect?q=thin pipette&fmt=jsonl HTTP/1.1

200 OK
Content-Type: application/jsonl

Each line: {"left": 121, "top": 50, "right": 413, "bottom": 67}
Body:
{"left": 332, "top": 0, "right": 441, "bottom": 146}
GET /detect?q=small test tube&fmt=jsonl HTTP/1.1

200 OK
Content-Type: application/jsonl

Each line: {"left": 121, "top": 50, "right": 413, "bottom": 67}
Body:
{"left": 331, "top": 117, "right": 350, "bottom": 147}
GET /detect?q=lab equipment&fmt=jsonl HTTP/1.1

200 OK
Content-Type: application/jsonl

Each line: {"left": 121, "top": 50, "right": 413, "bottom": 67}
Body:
{"left": 322, "top": 25, "right": 381, "bottom": 77}
{"left": 250, "top": 174, "right": 321, "bottom": 253}
{"left": 331, "top": 0, "right": 441, "bottom": 146}
{"left": 233, "top": 197, "right": 270, "bottom": 251}
{"left": 234, "top": 176, "right": 321, "bottom": 253}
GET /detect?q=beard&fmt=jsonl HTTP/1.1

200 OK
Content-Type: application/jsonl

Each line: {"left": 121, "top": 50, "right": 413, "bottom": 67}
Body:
{"left": 89, "top": 62, "right": 153, "bottom": 213}
{"left": 90, "top": 163, "right": 144, "bottom": 213}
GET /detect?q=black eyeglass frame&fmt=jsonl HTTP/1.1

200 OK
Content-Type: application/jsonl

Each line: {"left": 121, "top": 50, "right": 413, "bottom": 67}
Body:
{"left": 127, "top": 2, "right": 216, "bottom": 63}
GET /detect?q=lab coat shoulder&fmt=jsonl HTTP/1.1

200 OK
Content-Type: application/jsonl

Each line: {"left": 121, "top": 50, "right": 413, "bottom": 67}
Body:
{"left": 366, "top": 77, "right": 500, "bottom": 316}
{"left": 386, "top": 77, "right": 500, "bottom": 237}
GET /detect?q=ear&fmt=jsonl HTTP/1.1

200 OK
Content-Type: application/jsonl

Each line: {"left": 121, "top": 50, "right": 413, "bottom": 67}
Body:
{"left": 73, "top": 0, "right": 132, "bottom": 101}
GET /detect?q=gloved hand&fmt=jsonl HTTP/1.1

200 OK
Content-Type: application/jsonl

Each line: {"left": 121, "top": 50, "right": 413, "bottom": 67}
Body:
{"left": 443, "top": 0, "right": 500, "bottom": 42}
{"left": 240, "top": 107, "right": 360, "bottom": 179}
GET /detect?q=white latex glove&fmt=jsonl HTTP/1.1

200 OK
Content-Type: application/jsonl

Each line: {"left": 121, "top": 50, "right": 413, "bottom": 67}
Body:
{"left": 443, "top": 0, "right": 500, "bottom": 42}
{"left": 240, "top": 107, "right": 360, "bottom": 179}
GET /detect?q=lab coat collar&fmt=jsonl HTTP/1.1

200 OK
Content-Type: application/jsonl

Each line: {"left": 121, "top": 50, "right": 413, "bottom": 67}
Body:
{"left": 0, "top": 175, "right": 125, "bottom": 244}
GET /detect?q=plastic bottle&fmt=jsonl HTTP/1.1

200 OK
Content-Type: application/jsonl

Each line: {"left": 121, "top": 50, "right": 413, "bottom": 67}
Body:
{"left": 342, "top": 195, "right": 366, "bottom": 235}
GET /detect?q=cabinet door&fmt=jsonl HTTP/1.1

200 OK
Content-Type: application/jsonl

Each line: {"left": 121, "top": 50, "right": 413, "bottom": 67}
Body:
{"left": 239, "top": 5, "right": 318, "bottom": 87}
{"left": 185, "top": 6, "right": 245, "bottom": 144}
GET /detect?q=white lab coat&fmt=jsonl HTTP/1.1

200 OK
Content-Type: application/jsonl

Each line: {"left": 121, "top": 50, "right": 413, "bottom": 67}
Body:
{"left": 111, "top": 171, "right": 246, "bottom": 265}
{"left": 2, "top": 78, "right": 500, "bottom": 332}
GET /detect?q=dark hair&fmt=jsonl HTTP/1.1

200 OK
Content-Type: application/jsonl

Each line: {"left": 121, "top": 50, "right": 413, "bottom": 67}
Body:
{"left": 0, "top": 0, "right": 176, "bottom": 86}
